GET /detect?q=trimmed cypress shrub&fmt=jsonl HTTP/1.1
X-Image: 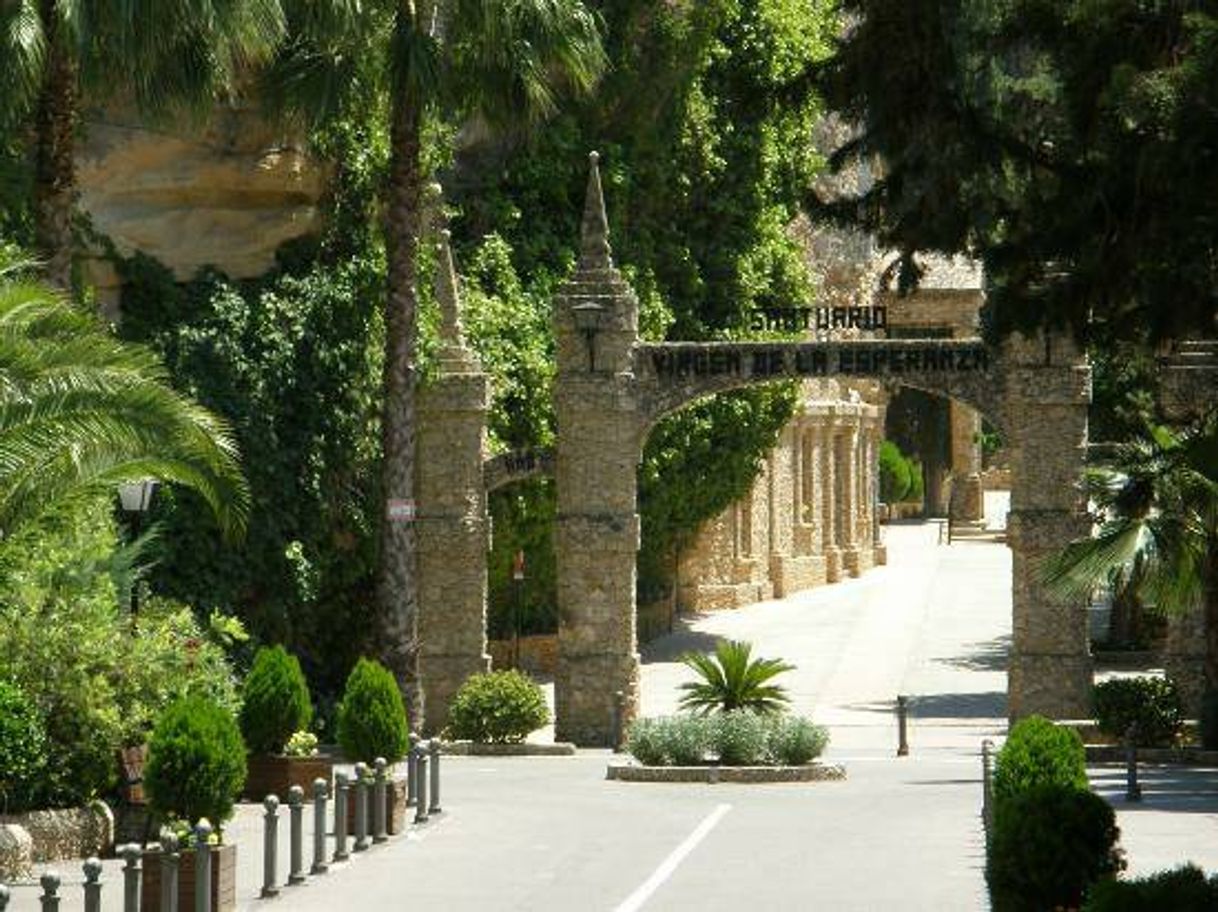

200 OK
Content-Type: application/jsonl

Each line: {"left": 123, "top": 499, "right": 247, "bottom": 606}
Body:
{"left": 993, "top": 715, "right": 1088, "bottom": 802}
{"left": 336, "top": 658, "right": 410, "bottom": 763}
{"left": 1092, "top": 677, "right": 1183, "bottom": 747}
{"left": 0, "top": 679, "right": 48, "bottom": 813}
{"left": 447, "top": 670, "right": 549, "bottom": 744}
{"left": 145, "top": 696, "right": 247, "bottom": 828}
{"left": 1082, "top": 864, "right": 1218, "bottom": 911}
{"left": 240, "top": 645, "right": 313, "bottom": 755}
{"left": 986, "top": 784, "right": 1124, "bottom": 912}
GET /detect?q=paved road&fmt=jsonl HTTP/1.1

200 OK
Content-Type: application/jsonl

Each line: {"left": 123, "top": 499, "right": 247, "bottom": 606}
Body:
{"left": 7, "top": 504, "right": 1216, "bottom": 910}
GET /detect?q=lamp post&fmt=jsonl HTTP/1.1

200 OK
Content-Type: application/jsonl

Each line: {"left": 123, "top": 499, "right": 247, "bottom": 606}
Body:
{"left": 571, "top": 300, "right": 608, "bottom": 372}
{"left": 118, "top": 479, "right": 157, "bottom": 625}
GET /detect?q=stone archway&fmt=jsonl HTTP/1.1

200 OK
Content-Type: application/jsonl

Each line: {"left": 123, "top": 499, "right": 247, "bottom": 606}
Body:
{"left": 416, "top": 154, "right": 1094, "bottom": 744}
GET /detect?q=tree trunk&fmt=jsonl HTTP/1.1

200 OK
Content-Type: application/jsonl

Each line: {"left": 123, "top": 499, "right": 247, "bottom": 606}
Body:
{"left": 1204, "top": 550, "right": 1218, "bottom": 694}
{"left": 376, "top": 48, "right": 426, "bottom": 730}
{"left": 34, "top": 0, "right": 77, "bottom": 290}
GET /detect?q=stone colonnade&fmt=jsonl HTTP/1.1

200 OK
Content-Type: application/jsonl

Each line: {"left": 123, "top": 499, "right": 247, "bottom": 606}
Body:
{"left": 678, "top": 393, "right": 887, "bottom": 611}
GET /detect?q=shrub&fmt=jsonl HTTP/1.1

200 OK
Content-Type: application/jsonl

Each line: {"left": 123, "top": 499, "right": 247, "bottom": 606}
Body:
{"left": 240, "top": 646, "right": 313, "bottom": 755}
{"left": 993, "top": 715, "right": 1088, "bottom": 803}
{"left": 145, "top": 696, "right": 247, "bottom": 829}
{"left": 0, "top": 679, "right": 48, "bottom": 812}
{"left": 625, "top": 717, "right": 673, "bottom": 766}
{"left": 336, "top": 658, "right": 410, "bottom": 763}
{"left": 624, "top": 715, "right": 714, "bottom": 766}
{"left": 447, "top": 670, "right": 550, "bottom": 744}
{"left": 986, "top": 784, "right": 1124, "bottom": 912}
{"left": 767, "top": 716, "right": 829, "bottom": 765}
{"left": 1092, "top": 677, "right": 1183, "bottom": 747}
{"left": 1201, "top": 688, "right": 1218, "bottom": 751}
{"left": 1082, "top": 864, "right": 1218, "bottom": 911}
{"left": 678, "top": 640, "right": 793, "bottom": 715}
{"left": 879, "top": 440, "right": 912, "bottom": 503}
{"left": 714, "top": 710, "right": 771, "bottom": 766}
{"left": 283, "top": 730, "right": 319, "bottom": 758}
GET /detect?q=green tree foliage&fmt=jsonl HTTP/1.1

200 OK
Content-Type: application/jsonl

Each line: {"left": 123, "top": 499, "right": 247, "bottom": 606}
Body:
{"left": 240, "top": 645, "right": 314, "bottom": 755}
{"left": 0, "top": 678, "right": 48, "bottom": 813}
{"left": 678, "top": 639, "right": 794, "bottom": 715}
{"left": 816, "top": 1, "right": 1218, "bottom": 346}
{"left": 1092, "top": 677, "right": 1183, "bottom": 748}
{"left": 117, "top": 252, "right": 382, "bottom": 689}
{"left": 446, "top": 670, "right": 550, "bottom": 744}
{"left": 336, "top": 658, "right": 410, "bottom": 764}
{"left": 1084, "top": 865, "right": 1218, "bottom": 912}
{"left": 879, "top": 440, "right": 913, "bottom": 503}
{"left": 145, "top": 695, "right": 248, "bottom": 829}
{"left": 0, "top": 254, "right": 249, "bottom": 539}
{"left": 1045, "top": 418, "right": 1218, "bottom": 711}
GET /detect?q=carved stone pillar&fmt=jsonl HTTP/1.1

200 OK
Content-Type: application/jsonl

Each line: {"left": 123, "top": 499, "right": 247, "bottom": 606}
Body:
{"left": 949, "top": 401, "right": 986, "bottom": 525}
{"left": 816, "top": 421, "right": 841, "bottom": 582}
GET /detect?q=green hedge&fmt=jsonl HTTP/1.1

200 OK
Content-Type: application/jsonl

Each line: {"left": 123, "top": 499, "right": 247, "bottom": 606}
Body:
{"left": 1092, "top": 677, "right": 1183, "bottom": 748}
{"left": 447, "top": 670, "right": 550, "bottom": 744}
{"left": 1082, "top": 865, "right": 1218, "bottom": 911}
{"left": 0, "top": 679, "right": 48, "bottom": 812}
{"left": 993, "top": 715, "right": 1088, "bottom": 803}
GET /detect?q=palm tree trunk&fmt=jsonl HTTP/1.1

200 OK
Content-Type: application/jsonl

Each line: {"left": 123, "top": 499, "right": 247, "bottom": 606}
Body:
{"left": 376, "top": 64, "right": 426, "bottom": 730}
{"left": 34, "top": 0, "right": 77, "bottom": 289}
{"left": 1204, "top": 549, "right": 1218, "bottom": 694}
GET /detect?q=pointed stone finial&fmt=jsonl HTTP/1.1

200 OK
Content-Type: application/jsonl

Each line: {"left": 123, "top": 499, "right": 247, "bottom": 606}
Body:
{"left": 580, "top": 151, "right": 613, "bottom": 270}
{"left": 435, "top": 229, "right": 464, "bottom": 346}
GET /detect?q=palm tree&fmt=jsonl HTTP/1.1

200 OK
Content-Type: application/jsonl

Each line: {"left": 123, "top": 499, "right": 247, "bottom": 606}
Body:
{"left": 678, "top": 639, "right": 794, "bottom": 715}
{"left": 1045, "top": 418, "right": 1218, "bottom": 718}
{"left": 267, "top": 0, "right": 604, "bottom": 726}
{"left": 0, "top": 254, "right": 249, "bottom": 538}
{"left": 0, "top": 0, "right": 284, "bottom": 287}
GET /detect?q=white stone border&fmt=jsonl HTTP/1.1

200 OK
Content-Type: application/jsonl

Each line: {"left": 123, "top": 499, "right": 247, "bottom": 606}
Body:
{"left": 606, "top": 761, "right": 846, "bottom": 783}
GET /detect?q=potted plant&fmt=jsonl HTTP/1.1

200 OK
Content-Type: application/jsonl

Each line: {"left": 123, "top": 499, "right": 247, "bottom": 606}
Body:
{"left": 337, "top": 658, "right": 411, "bottom": 833}
{"left": 239, "top": 646, "right": 330, "bottom": 800}
{"left": 141, "top": 696, "right": 246, "bottom": 912}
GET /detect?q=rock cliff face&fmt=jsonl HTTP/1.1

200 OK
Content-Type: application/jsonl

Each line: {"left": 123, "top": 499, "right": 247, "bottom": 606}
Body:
{"left": 77, "top": 106, "right": 325, "bottom": 285}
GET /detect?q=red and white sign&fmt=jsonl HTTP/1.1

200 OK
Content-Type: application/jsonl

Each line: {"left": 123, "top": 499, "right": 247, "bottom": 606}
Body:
{"left": 512, "top": 550, "right": 526, "bottom": 581}
{"left": 386, "top": 499, "right": 416, "bottom": 522}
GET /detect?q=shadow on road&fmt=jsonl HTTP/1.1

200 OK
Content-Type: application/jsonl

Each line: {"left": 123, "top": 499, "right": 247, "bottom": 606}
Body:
{"left": 640, "top": 621, "right": 723, "bottom": 664}
{"left": 1090, "top": 765, "right": 1218, "bottom": 815}
{"left": 935, "top": 636, "right": 1011, "bottom": 672}
{"left": 843, "top": 691, "right": 1007, "bottom": 720}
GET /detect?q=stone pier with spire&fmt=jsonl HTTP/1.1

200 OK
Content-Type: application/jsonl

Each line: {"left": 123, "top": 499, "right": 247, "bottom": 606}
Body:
{"left": 553, "top": 152, "right": 643, "bottom": 745}
{"left": 416, "top": 228, "right": 493, "bottom": 733}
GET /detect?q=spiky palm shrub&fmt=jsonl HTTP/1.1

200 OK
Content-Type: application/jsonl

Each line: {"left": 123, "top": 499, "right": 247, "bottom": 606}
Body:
{"left": 0, "top": 255, "right": 248, "bottom": 538}
{"left": 678, "top": 640, "right": 794, "bottom": 715}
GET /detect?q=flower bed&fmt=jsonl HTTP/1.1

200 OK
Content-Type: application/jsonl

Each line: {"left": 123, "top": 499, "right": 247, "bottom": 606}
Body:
{"left": 622, "top": 712, "right": 831, "bottom": 770}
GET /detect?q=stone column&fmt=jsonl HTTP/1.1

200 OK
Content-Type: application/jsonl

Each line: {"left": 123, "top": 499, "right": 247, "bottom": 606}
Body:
{"left": 816, "top": 421, "right": 841, "bottom": 582}
{"left": 839, "top": 422, "right": 862, "bottom": 576}
{"left": 1164, "top": 608, "right": 1207, "bottom": 717}
{"left": 1005, "top": 330, "right": 1093, "bottom": 720}
{"left": 553, "top": 153, "right": 642, "bottom": 746}
{"left": 417, "top": 231, "right": 492, "bottom": 733}
{"left": 949, "top": 401, "right": 986, "bottom": 524}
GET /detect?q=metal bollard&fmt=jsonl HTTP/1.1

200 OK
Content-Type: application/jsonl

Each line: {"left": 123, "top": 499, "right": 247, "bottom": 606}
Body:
{"left": 39, "top": 872, "right": 61, "bottom": 912}
{"left": 429, "top": 740, "right": 442, "bottom": 815}
{"left": 288, "top": 785, "right": 306, "bottom": 885}
{"left": 353, "top": 762, "right": 370, "bottom": 851}
{"left": 980, "top": 740, "right": 995, "bottom": 835}
{"left": 406, "top": 733, "right": 419, "bottom": 806}
{"left": 414, "top": 750, "right": 430, "bottom": 825}
{"left": 83, "top": 857, "right": 103, "bottom": 912}
{"left": 311, "top": 778, "right": 329, "bottom": 875}
{"left": 0, "top": 883, "right": 9, "bottom": 912}
{"left": 896, "top": 695, "right": 910, "bottom": 757}
{"left": 332, "top": 772, "right": 350, "bottom": 862}
{"left": 194, "top": 820, "right": 213, "bottom": 912}
{"left": 261, "top": 795, "right": 281, "bottom": 898}
{"left": 373, "top": 758, "right": 388, "bottom": 843}
{"left": 611, "top": 690, "right": 625, "bottom": 752}
{"left": 159, "top": 833, "right": 180, "bottom": 912}
{"left": 121, "top": 843, "right": 142, "bottom": 912}
{"left": 1125, "top": 722, "right": 1142, "bottom": 802}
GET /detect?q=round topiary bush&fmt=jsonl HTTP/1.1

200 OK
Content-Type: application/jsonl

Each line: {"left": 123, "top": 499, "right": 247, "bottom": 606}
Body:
{"left": 336, "top": 658, "right": 410, "bottom": 763}
{"left": 993, "top": 715, "right": 1088, "bottom": 803}
{"left": 240, "top": 645, "right": 313, "bottom": 755}
{"left": 447, "top": 670, "right": 550, "bottom": 744}
{"left": 1092, "top": 676, "right": 1183, "bottom": 747}
{"left": 986, "top": 784, "right": 1124, "bottom": 912}
{"left": 145, "top": 696, "right": 247, "bottom": 828}
{"left": 767, "top": 716, "right": 829, "bottom": 765}
{"left": 1082, "top": 864, "right": 1218, "bottom": 911}
{"left": 0, "top": 679, "right": 48, "bottom": 813}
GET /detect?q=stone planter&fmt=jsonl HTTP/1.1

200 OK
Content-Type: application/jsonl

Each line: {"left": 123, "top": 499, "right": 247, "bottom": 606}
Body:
{"left": 142, "top": 843, "right": 237, "bottom": 912}
{"left": 346, "top": 777, "right": 408, "bottom": 835}
{"left": 243, "top": 754, "right": 333, "bottom": 802}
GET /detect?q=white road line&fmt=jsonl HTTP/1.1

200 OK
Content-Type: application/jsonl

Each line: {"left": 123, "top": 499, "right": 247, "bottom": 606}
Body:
{"left": 611, "top": 803, "right": 732, "bottom": 912}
